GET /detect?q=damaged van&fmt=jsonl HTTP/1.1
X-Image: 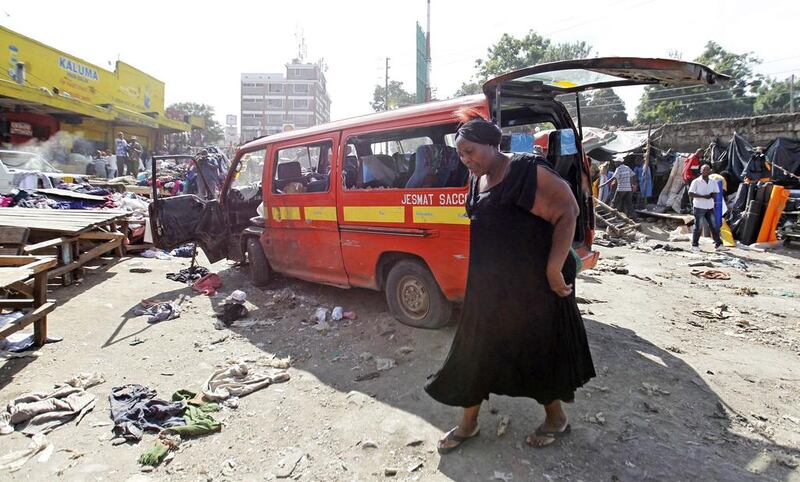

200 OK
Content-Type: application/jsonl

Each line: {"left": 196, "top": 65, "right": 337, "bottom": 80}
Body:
{"left": 150, "top": 57, "right": 727, "bottom": 328}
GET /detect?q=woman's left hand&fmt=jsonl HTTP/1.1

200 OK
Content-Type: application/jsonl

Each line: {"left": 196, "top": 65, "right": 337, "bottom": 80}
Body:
{"left": 547, "top": 268, "right": 573, "bottom": 298}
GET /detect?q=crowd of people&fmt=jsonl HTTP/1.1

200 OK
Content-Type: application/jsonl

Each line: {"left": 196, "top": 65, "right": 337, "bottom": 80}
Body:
{"left": 590, "top": 145, "right": 776, "bottom": 251}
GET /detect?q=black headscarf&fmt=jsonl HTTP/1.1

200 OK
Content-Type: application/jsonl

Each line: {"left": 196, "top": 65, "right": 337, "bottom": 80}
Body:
{"left": 455, "top": 118, "right": 502, "bottom": 146}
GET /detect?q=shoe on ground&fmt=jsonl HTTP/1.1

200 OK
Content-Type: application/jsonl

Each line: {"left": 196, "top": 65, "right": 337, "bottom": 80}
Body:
{"left": 691, "top": 245, "right": 701, "bottom": 252}
{"left": 715, "top": 245, "right": 728, "bottom": 251}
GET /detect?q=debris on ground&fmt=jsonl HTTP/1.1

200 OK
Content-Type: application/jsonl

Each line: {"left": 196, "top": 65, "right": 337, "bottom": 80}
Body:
{"left": 0, "top": 433, "right": 50, "bottom": 472}
{"left": 192, "top": 273, "right": 222, "bottom": 296}
{"left": 274, "top": 448, "right": 305, "bottom": 479}
{"left": 134, "top": 301, "right": 181, "bottom": 324}
{"left": 734, "top": 287, "right": 759, "bottom": 296}
{"left": 375, "top": 357, "right": 396, "bottom": 371}
{"left": 64, "top": 372, "right": 105, "bottom": 389}
{"left": 692, "top": 304, "right": 730, "bottom": 320}
{"left": 691, "top": 269, "right": 731, "bottom": 280}
{"left": 492, "top": 471, "right": 514, "bottom": 482}
{"left": 1, "top": 384, "right": 96, "bottom": 436}
{"left": 202, "top": 358, "right": 290, "bottom": 401}
{"left": 497, "top": 416, "right": 510, "bottom": 437}
{"left": 166, "top": 266, "right": 209, "bottom": 284}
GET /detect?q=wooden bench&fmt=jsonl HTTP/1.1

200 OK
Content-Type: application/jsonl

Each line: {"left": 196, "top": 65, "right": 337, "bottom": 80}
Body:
{"left": 0, "top": 209, "right": 128, "bottom": 286}
{"left": 0, "top": 255, "right": 57, "bottom": 347}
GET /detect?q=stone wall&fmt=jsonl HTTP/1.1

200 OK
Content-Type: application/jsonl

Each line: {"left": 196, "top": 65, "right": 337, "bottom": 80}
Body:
{"left": 627, "top": 113, "right": 800, "bottom": 152}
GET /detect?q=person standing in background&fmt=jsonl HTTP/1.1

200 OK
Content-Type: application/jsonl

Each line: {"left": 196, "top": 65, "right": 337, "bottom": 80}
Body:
{"left": 115, "top": 132, "right": 129, "bottom": 177}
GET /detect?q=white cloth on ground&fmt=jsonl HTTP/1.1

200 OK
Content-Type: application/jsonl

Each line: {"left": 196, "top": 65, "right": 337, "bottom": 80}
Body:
{"left": 2, "top": 385, "right": 96, "bottom": 436}
{"left": 0, "top": 433, "right": 50, "bottom": 472}
{"left": 201, "top": 359, "right": 290, "bottom": 401}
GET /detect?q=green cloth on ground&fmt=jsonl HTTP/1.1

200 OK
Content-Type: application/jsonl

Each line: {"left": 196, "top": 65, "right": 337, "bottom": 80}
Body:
{"left": 139, "top": 398, "right": 222, "bottom": 466}
{"left": 138, "top": 439, "right": 170, "bottom": 466}
{"left": 171, "top": 389, "right": 220, "bottom": 412}
{"left": 165, "top": 405, "right": 221, "bottom": 437}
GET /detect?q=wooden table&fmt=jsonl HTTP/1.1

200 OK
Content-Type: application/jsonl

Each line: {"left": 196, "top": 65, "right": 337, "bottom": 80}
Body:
{"left": 0, "top": 255, "right": 57, "bottom": 347}
{"left": 0, "top": 208, "right": 129, "bottom": 285}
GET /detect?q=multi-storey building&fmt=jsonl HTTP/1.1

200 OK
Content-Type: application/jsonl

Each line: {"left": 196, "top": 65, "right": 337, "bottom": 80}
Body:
{"left": 240, "top": 61, "right": 330, "bottom": 142}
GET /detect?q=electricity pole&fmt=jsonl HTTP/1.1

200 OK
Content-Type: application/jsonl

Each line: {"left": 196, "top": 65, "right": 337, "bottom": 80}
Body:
{"left": 385, "top": 57, "right": 390, "bottom": 111}
{"left": 425, "top": 0, "right": 431, "bottom": 102}
{"left": 791, "top": 74, "right": 795, "bottom": 114}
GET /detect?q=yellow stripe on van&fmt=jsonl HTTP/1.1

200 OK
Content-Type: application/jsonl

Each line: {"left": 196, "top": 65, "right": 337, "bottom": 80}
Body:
{"left": 271, "top": 206, "right": 301, "bottom": 221}
{"left": 343, "top": 206, "right": 405, "bottom": 223}
{"left": 304, "top": 206, "right": 338, "bottom": 222}
{"left": 412, "top": 206, "right": 470, "bottom": 225}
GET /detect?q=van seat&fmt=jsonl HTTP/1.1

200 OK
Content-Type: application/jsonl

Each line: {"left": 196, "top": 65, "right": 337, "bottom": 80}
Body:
{"left": 406, "top": 145, "right": 461, "bottom": 188}
{"left": 274, "top": 160, "right": 305, "bottom": 192}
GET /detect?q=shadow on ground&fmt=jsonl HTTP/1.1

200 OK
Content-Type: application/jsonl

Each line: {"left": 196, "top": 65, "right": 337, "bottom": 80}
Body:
{"left": 211, "top": 264, "right": 799, "bottom": 481}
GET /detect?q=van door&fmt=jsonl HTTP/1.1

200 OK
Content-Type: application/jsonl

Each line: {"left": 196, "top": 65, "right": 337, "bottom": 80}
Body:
{"left": 150, "top": 149, "right": 261, "bottom": 263}
{"left": 149, "top": 154, "right": 229, "bottom": 262}
{"left": 264, "top": 133, "right": 348, "bottom": 286}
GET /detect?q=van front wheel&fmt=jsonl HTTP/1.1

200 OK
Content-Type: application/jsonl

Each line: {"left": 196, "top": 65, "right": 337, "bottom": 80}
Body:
{"left": 246, "top": 237, "right": 271, "bottom": 287}
{"left": 385, "top": 260, "right": 452, "bottom": 329}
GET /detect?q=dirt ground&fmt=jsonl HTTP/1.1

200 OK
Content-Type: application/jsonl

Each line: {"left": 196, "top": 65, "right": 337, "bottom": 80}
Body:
{"left": 2, "top": 223, "right": 800, "bottom": 482}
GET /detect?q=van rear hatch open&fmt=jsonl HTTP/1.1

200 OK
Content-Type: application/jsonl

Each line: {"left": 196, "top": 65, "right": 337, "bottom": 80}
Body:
{"left": 481, "top": 57, "right": 729, "bottom": 268}
{"left": 483, "top": 57, "right": 729, "bottom": 100}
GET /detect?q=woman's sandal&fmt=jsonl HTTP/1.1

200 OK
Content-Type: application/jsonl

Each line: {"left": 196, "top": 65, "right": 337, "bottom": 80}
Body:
{"left": 525, "top": 423, "right": 571, "bottom": 448}
{"left": 437, "top": 426, "right": 481, "bottom": 454}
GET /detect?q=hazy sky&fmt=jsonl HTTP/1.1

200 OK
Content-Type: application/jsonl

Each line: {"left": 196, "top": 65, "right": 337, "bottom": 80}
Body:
{"left": 4, "top": 0, "right": 800, "bottom": 127}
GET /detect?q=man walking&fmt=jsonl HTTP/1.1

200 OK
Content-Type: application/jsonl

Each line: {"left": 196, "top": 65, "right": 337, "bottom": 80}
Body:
{"left": 600, "top": 159, "right": 637, "bottom": 219}
{"left": 689, "top": 164, "right": 724, "bottom": 251}
{"left": 127, "top": 136, "right": 143, "bottom": 177}
{"left": 115, "top": 132, "right": 129, "bottom": 177}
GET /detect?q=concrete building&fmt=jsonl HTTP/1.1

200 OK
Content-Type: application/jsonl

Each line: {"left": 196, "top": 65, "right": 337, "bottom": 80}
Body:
{"left": 240, "top": 61, "right": 330, "bottom": 142}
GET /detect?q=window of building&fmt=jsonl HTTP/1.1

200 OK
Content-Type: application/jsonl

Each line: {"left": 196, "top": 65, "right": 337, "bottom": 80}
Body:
{"left": 273, "top": 140, "right": 333, "bottom": 194}
{"left": 343, "top": 123, "right": 466, "bottom": 190}
{"left": 268, "top": 83, "right": 283, "bottom": 94}
{"left": 266, "top": 98, "right": 283, "bottom": 109}
{"left": 267, "top": 114, "right": 283, "bottom": 124}
{"left": 293, "top": 83, "right": 309, "bottom": 94}
{"left": 292, "top": 99, "right": 309, "bottom": 109}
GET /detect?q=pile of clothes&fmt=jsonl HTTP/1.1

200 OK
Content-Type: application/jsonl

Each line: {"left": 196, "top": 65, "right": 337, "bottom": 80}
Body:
{"left": 109, "top": 358, "right": 289, "bottom": 467}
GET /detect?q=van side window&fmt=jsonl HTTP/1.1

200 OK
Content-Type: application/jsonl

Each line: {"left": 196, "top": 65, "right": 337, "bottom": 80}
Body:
{"left": 344, "top": 123, "right": 467, "bottom": 190}
{"left": 273, "top": 140, "right": 333, "bottom": 194}
{"left": 232, "top": 149, "right": 265, "bottom": 189}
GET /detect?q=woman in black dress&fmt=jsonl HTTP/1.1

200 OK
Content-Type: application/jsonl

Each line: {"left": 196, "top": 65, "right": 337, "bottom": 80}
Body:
{"left": 426, "top": 110, "right": 595, "bottom": 451}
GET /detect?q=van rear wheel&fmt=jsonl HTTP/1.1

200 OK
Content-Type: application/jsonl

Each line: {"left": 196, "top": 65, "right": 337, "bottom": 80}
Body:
{"left": 385, "top": 260, "right": 452, "bottom": 329}
{"left": 246, "top": 237, "right": 271, "bottom": 287}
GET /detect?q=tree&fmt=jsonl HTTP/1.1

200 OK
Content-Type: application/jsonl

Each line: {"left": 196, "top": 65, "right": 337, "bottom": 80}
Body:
{"left": 579, "top": 89, "right": 630, "bottom": 128}
{"left": 454, "top": 81, "right": 482, "bottom": 97}
{"left": 754, "top": 76, "right": 799, "bottom": 115}
{"left": 371, "top": 81, "right": 416, "bottom": 111}
{"left": 635, "top": 42, "right": 763, "bottom": 124}
{"left": 453, "top": 30, "right": 592, "bottom": 98}
{"left": 167, "top": 102, "right": 224, "bottom": 144}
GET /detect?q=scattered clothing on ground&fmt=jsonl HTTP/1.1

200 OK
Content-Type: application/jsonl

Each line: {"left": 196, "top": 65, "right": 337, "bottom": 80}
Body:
{"left": 140, "top": 248, "right": 173, "bottom": 260}
{"left": 169, "top": 245, "right": 195, "bottom": 258}
{"left": 0, "top": 433, "right": 50, "bottom": 472}
{"left": 109, "top": 384, "right": 186, "bottom": 442}
{"left": 0, "top": 331, "right": 63, "bottom": 353}
{"left": 202, "top": 359, "right": 290, "bottom": 401}
{"left": 166, "top": 266, "right": 209, "bottom": 284}
{"left": 192, "top": 274, "right": 222, "bottom": 296}
{"left": 133, "top": 301, "right": 181, "bottom": 324}
{"left": 0, "top": 385, "right": 95, "bottom": 436}
{"left": 691, "top": 269, "right": 731, "bottom": 280}
{"left": 216, "top": 303, "right": 249, "bottom": 325}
